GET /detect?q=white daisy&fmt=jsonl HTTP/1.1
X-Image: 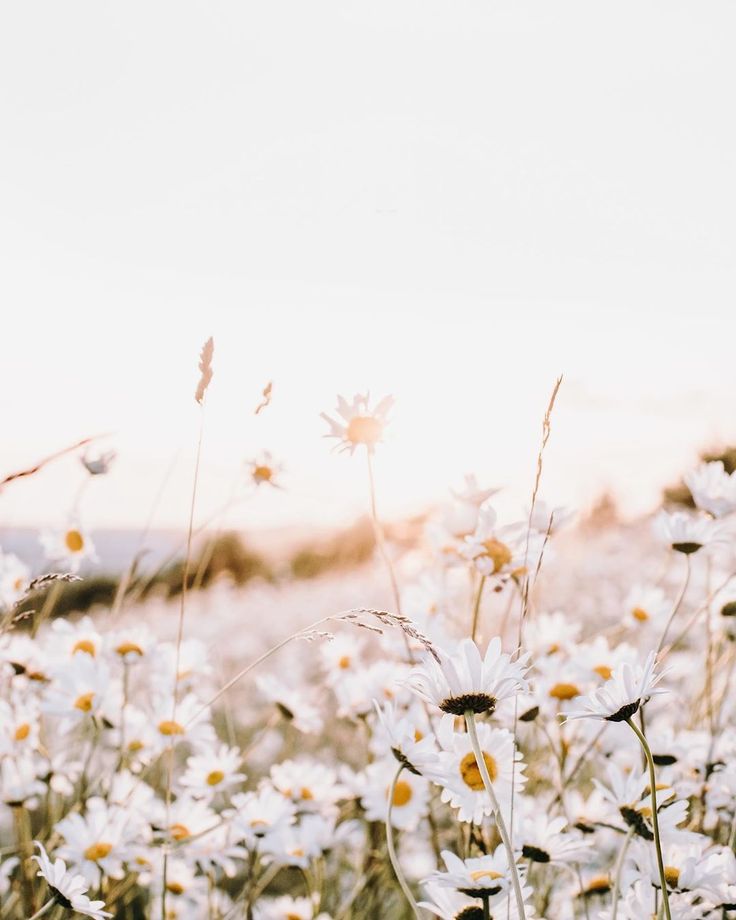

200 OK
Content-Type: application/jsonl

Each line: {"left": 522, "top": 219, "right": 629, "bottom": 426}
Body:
{"left": 320, "top": 392, "right": 393, "bottom": 454}
{"left": 407, "top": 636, "right": 529, "bottom": 716}
{"left": 565, "top": 651, "right": 667, "bottom": 722}
{"left": 33, "top": 842, "right": 111, "bottom": 919}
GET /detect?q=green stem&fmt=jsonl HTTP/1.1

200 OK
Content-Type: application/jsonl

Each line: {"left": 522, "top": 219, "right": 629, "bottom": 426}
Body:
{"left": 482, "top": 892, "right": 491, "bottom": 920}
{"left": 385, "top": 763, "right": 421, "bottom": 918}
{"left": 465, "top": 711, "right": 526, "bottom": 920}
{"left": 626, "top": 719, "right": 672, "bottom": 920}
{"left": 470, "top": 575, "right": 487, "bottom": 643}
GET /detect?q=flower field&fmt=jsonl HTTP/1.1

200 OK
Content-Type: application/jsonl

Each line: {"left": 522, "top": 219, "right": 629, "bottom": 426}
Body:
{"left": 2, "top": 346, "right": 736, "bottom": 920}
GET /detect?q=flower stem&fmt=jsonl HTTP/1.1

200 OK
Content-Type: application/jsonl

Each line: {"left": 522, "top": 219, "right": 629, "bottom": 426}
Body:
{"left": 656, "top": 554, "right": 691, "bottom": 655}
{"left": 626, "top": 718, "right": 672, "bottom": 920}
{"left": 366, "top": 450, "right": 403, "bottom": 617}
{"left": 610, "top": 828, "right": 634, "bottom": 920}
{"left": 465, "top": 711, "right": 527, "bottom": 920}
{"left": 470, "top": 575, "right": 487, "bottom": 643}
{"left": 28, "top": 899, "right": 57, "bottom": 920}
{"left": 482, "top": 892, "right": 491, "bottom": 920}
{"left": 386, "top": 763, "right": 421, "bottom": 918}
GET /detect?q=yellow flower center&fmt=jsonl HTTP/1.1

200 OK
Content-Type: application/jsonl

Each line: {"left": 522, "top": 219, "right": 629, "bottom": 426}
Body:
{"left": 206, "top": 770, "right": 225, "bottom": 786}
{"left": 414, "top": 729, "right": 424, "bottom": 742}
{"left": 158, "top": 720, "right": 185, "bottom": 736}
{"left": 128, "top": 739, "right": 144, "bottom": 752}
{"left": 470, "top": 869, "right": 503, "bottom": 882}
{"left": 593, "top": 665, "right": 612, "bottom": 680}
{"left": 116, "top": 641, "right": 144, "bottom": 657}
{"left": 253, "top": 465, "right": 273, "bottom": 482}
{"left": 549, "top": 682, "right": 581, "bottom": 700}
{"left": 479, "top": 539, "right": 512, "bottom": 573}
{"left": 338, "top": 655, "right": 351, "bottom": 669}
{"left": 459, "top": 750, "right": 498, "bottom": 790}
{"left": 300, "top": 786, "right": 314, "bottom": 800}
{"left": 289, "top": 847, "right": 305, "bottom": 858}
{"left": 72, "top": 639, "right": 96, "bottom": 657}
{"left": 74, "top": 692, "right": 95, "bottom": 712}
{"left": 391, "top": 780, "right": 413, "bottom": 807}
{"left": 346, "top": 415, "right": 383, "bottom": 445}
{"left": 65, "top": 529, "right": 85, "bottom": 553}
{"left": 632, "top": 607, "right": 649, "bottom": 622}
{"left": 170, "top": 823, "right": 190, "bottom": 841}
{"left": 14, "top": 723, "right": 31, "bottom": 741}
{"left": 585, "top": 875, "right": 610, "bottom": 894}
{"left": 84, "top": 842, "right": 113, "bottom": 861}
{"left": 286, "top": 915, "right": 302, "bottom": 920}
{"left": 166, "top": 882, "right": 185, "bottom": 895}
{"left": 664, "top": 866, "right": 680, "bottom": 888}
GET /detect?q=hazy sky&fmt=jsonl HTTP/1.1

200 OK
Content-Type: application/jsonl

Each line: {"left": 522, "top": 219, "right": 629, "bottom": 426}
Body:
{"left": 1, "top": 2, "right": 735, "bottom": 532}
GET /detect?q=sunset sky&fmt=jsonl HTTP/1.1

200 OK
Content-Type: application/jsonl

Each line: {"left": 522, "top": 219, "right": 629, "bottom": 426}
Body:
{"left": 1, "top": 2, "right": 735, "bottom": 533}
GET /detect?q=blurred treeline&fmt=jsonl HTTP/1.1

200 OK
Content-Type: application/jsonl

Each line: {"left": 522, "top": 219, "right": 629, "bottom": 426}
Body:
{"left": 16, "top": 517, "right": 391, "bottom": 620}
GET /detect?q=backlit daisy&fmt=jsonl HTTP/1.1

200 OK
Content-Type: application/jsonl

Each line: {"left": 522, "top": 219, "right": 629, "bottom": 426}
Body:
{"left": 321, "top": 392, "right": 393, "bottom": 454}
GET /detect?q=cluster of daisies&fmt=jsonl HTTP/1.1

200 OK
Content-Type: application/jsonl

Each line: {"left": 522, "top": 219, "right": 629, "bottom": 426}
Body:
{"left": 1, "top": 393, "right": 736, "bottom": 920}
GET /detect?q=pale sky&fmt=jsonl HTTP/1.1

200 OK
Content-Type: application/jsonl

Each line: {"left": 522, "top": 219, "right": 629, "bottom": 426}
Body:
{"left": 1, "top": 2, "right": 735, "bottom": 532}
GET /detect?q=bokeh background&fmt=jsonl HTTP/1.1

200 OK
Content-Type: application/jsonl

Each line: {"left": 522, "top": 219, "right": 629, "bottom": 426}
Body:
{"left": 2, "top": 1, "right": 735, "bottom": 542}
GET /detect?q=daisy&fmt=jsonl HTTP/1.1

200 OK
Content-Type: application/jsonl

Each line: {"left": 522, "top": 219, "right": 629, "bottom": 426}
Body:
{"left": 256, "top": 675, "right": 323, "bottom": 734}
{"left": 247, "top": 450, "right": 283, "bottom": 487}
{"left": 254, "top": 895, "right": 327, "bottom": 920}
{"left": 461, "top": 508, "right": 531, "bottom": 579}
{"left": 516, "top": 813, "right": 593, "bottom": 865}
{"left": 431, "top": 717, "right": 526, "bottom": 824}
{"left": 360, "top": 758, "right": 430, "bottom": 831}
{"left": 179, "top": 743, "right": 246, "bottom": 799}
{"left": 450, "top": 474, "right": 500, "bottom": 507}
{"left": 50, "top": 616, "right": 103, "bottom": 660}
{"left": 229, "top": 785, "right": 296, "bottom": 846}
{"left": 425, "top": 847, "right": 512, "bottom": 900}
{"left": 623, "top": 585, "right": 672, "bottom": 630}
{"left": 420, "top": 880, "right": 534, "bottom": 920}
{"left": 43, "top": 656, "right": 112, "bottom": 725}
{"left": 269, "top": 758, "right": 342, "bottom": 811}
{"left": 320, "top": 392, "right": 393, "bottom": 453}
{"left": 0, "top": 548, "right": 29, "bottom": 609}
{"left": 653, "top": 510, "right": 721, "bottom": 555}
{"left": 147, "top": 693, "right": 215, "bottom": 753}
{"left": 407, "top": 636, "right": 529, "bottom": 716}
{"left": 684, "top": 460, "right": 736, "bottom": 518}
{"left": 33, "top": 842, "right": 111, "bottom": 919}
{"left": 40, "top": 523, "right": 96, "bottom": 573}
{"left": 565, "top": 651, "right": 667, "bottom": 722}
{"left": 372, "top": 700, "right": 439, "bottom": 775}
{"left": 55, "top": 797, "right": 133, "bottom": 885}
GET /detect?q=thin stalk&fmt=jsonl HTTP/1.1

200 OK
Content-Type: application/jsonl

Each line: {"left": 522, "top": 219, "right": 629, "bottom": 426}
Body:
{"left": 610, "top": 828, "right": 634, "bottom": 920}
{"left": 465, "top": 711, "right": 526, "bottom": 920}
{"left": 164, "top": 404, "right": 206, "bottom": 920}
{"left": 386, "top": 763, "right": 421, "bottom": 918}
{"left": 28, "top": 899, "right": 57, "bottom": 920}
{"left": 656, "top": 555, "right": 691, "bottom": 655}
{"left": 626, "top": 719, "right": 672, "bottom": 920}
{"left": 366, "top": 450, "right": 402, "bottom": 616}
{"left": 482, "top": 893, "right": 491, "bottom": 920}
{"left": 470, "top": 575, "right": 487, "bottom": 643}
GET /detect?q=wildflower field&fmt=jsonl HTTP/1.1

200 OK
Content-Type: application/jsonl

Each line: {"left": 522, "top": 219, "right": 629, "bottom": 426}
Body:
{"left": 2, "top": 342, "right": 736, "bottom": 920}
